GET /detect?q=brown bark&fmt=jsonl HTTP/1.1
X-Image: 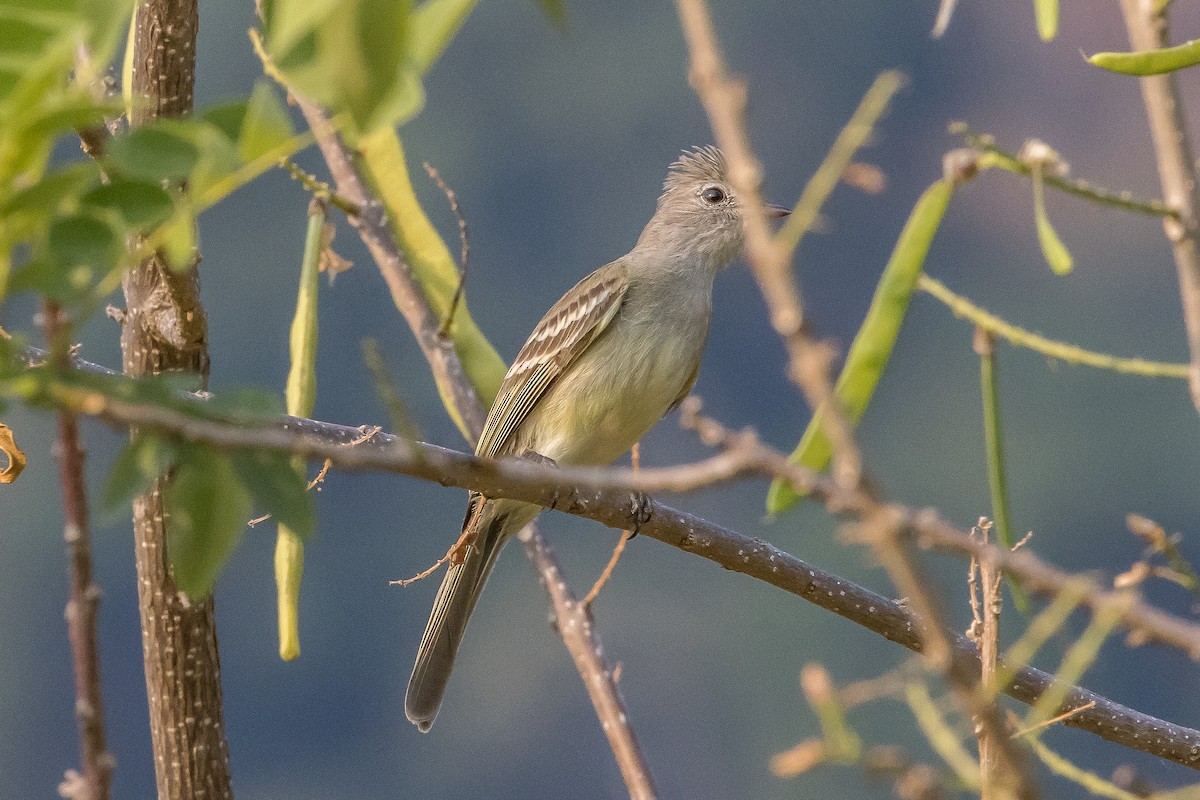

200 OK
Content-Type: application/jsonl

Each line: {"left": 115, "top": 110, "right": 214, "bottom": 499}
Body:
{"left": 123, "top": 1, "right": 231, "bottom": 798}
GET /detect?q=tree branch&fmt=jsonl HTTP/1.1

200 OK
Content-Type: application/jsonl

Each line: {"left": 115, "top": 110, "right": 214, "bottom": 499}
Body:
{"left": 1119, "top": 0, "right": 1200, "bottom": 414}
{"left": 19, "top": 361, "right": 1200, "bottom": 770}
{"left": 44, "top": 305, "right": 112, "bottom": 800}
{"left": 123, "top": 0, "right": 232, "bottom": 797}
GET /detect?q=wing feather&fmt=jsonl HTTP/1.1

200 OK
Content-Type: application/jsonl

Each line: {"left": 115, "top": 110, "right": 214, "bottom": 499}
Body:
{"left": 475, "top": 262, "right": 629, "bottom": 458}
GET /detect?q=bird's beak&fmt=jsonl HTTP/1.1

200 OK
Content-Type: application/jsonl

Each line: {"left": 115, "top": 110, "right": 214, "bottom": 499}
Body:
{"left": 766, "top": 203, "right": 791, "bottom": 219}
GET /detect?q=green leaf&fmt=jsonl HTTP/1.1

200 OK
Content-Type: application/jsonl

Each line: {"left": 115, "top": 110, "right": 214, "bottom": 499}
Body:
{"left": 409, "top": 0, "right": 479, "bottom": 73}
{"left": 1032, "top": 168, "right": 1073, "bottom": 275}
{"left": 81, "top": 179, "right": 174, "bottom": 228}
{"left": 0, "top": 15, "right": 56, "bottom": 57}
{"left": 200, "top": 100, "right": 248, "bottom": 142}
{"left": 103, "top": 433, "right": 179, "bottom": 512}
{"left": 106, "top": 126, "right": 199, "bottom": 182}
{"left": 1, "top": 162, "right": 99, "bottom": 216}
{"left": 265, "top": 0, "right": 419, "bottom": 133}
{"left": 1088, "top": 38, "right": 1200, "bottom": 76}
{"left": 231, "top": 449, "right": 314, "bottom": 539}
{"left": 768, "top": 179, "right": 954, "bottom": 514}
{"left": 238, "top": 81, "right": 294, "bottom": 163}
{"left": 165, "top": 445, "right": 253, "bottom": 599}
{"left": 48, "top": 212, "right": 118, "bottom": 269}
{"left": 1033, "top": 0, "right": 1057, "bottom": 42}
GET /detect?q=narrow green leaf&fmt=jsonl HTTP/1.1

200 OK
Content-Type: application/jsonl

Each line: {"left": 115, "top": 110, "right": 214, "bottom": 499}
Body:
{"left": 238, "top": 81, "right": 294, "bottom": 163}
{"left": 165, "top": 445, "right": 253, "bottom": 599}
{"left": 1033, "top": 0, "right": 1058, "bottom": 42}
{"left": 106, "top": 126, "right": 200, "bottom": 182}
{"left": 1032, "top": 167, "right": 1073, "bottom": 275}
{"left": 103, "top": 433, "right": 178, "bottom": 512}
{"left": 81, "top": 179, "right": 174, "bottom": 228}
{"left": 287, "top": 203, "right": 323, "bottom": 418}
{"left": 1089, "top": 38, "right": 1200, "bottom": 76}
{"left": 767, "top": 180, "right": 954, "bottom": 514}
{"left": 409, "top": 0, "right": 480, "bottom": 73}
{"left": 231, "top": 448, "right": 314, "bottom": 539}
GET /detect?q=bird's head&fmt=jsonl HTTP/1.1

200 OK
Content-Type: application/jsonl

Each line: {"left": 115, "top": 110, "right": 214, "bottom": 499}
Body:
{"left": 638, "top": 146, "right": 788, "bottom": 270}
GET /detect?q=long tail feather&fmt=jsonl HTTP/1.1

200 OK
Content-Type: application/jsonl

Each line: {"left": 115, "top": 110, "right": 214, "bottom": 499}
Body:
{"left": 404, "top": 510, "right": 507, "bottom": 732}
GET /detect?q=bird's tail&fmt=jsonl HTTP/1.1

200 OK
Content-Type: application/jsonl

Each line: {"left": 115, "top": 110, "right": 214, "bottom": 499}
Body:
{"left": 404, "top": 500, "right": 521, "bottom": 731}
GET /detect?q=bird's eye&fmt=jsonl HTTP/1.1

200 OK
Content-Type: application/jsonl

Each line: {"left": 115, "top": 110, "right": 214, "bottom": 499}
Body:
{"left": 701, "top": 186, "right": 726, "bottom": 205}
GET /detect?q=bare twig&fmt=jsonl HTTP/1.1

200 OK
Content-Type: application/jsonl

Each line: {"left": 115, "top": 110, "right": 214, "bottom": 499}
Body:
{"left": 422, "top": 162, "right": 469, "bottom": 337}
{"left": 582, "top": 442, "right": 638, "bottom": 608}
{"left": 1010, "top": 701, "right": 1097, "bottom": 739}
{"left": 520, "top": 526, "right": 657, "bottom": 800}
{"left": 43, "top": 303, "right": 113, "bottom": 800}
{"left": 1119, "top": 0, "right": 1200, "bottom": 414}
{"left": 971, "top": 521, "right": 1018, "bottom": 800}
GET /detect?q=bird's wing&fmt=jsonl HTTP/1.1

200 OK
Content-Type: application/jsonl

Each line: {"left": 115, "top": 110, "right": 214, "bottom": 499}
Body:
{"left": 475, "top": 262, "right": 630, "bottom": 459}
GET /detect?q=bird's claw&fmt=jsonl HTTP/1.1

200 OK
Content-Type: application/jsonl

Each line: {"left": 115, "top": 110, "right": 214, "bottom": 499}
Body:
{"left": 627, "top": 491, "right": 652, "bottom": 539}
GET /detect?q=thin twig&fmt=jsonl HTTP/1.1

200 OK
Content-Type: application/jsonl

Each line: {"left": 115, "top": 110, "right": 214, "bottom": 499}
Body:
{"left": 582, "top": 442, "right": 638, "bottom": 608}
{"left": 921, "top": 274, "right": 1189, "bottom": 378}
{"left": 1119, "top": 0, "right": 1200, "bottom": 413}
{"left": 43, "top": 302, "right": 113, "bottom": 800}
{"left": 520, "top": 526, "right": 658, "bottom": 800}
{"left": 422, "top": 162, "right": 469, "bottom": 338}
{"left": 776, "top": 71, "right": 906, "bottom": 256}
{"left": 953, "top": 124, "right": 1174, "bottom": 218}
{"left": 1011, "top": 701, "right": 1097, "bottom": 739}
{"left": 280, "top": 158, "right": 361, "bottom": 216}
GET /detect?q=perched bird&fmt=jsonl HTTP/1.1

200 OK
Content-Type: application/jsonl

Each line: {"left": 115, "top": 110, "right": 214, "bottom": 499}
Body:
{"left": 405, "top": 146, "right": 787, "bottom": 731}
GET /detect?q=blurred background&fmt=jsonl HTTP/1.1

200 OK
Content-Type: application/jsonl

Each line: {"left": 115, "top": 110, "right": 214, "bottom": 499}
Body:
{"left": 6, "top": 0, "right": 1200, "bottom": 797}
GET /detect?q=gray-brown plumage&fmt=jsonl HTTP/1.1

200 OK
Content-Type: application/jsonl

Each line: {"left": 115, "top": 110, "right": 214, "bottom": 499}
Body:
{"left": 405, "top": 147, "right": 784, "bottom": 731}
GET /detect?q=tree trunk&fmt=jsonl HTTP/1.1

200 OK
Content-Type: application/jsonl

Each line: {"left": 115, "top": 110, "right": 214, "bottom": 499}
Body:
{"left": 123, "top": 1, "right": 232, "bottom": 798}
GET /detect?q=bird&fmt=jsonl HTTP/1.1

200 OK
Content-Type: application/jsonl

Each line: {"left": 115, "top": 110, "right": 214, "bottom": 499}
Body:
{"left": 405, "top": 146, "right": 788, "bottom": 731}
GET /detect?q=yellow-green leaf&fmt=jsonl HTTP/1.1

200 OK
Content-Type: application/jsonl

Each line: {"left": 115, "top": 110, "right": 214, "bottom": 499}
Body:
{"left": 1089, "top": 39, "right": 1200, "bottom": 76}
{"left": 410, "top": 0, "right": 480, "bottom": 73}
{"left": 1034, "top": 0, "right": 1058, "bottom": 42}
{"left": 165, "top": 446, "right": 253, "bottom": 599}
{"left": 1032, "top": 167, "right": 1073, "bottom": 275}
{"left": 767, "top": 179, "right": 954, "bottom": 514}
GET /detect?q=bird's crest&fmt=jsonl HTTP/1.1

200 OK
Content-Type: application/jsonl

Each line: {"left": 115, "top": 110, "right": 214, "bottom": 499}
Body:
{"left": 662, "top": 146, "right": 727, "bottom": 195}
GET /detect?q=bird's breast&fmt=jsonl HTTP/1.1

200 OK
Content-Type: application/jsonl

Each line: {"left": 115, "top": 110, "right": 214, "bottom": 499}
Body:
{"left": 518, "top": 294, "right": 711, "bottom": 466}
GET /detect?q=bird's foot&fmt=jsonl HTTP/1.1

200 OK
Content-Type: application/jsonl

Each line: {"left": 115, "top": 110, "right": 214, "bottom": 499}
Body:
{"left": 626, "top": 491, "right": 652, "bottom": 539}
